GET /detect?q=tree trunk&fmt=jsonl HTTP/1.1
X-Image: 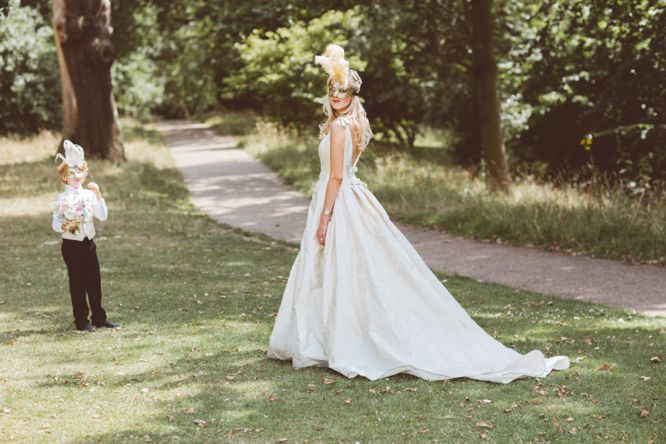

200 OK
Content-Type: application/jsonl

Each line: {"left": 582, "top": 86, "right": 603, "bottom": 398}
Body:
{"left": 470, "top": 0, "right": 510, "bottom": 191}
{"left": 52, "top": 0, "right": 124, "bottom": 161}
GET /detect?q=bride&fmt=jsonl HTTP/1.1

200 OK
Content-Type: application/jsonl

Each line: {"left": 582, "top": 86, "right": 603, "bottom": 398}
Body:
{"left": 267, "top": 44, "right": 570, "bottom": 383}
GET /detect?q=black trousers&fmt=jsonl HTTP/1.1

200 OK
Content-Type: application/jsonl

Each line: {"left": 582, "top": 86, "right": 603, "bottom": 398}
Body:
{"left": 61, "top": 238, "right": 107, "bottom": 327}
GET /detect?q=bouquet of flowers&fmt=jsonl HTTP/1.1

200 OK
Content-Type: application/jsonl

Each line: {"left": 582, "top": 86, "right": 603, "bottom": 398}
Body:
{"left": 55, "top": 193, "right": 93, "bottom": 235}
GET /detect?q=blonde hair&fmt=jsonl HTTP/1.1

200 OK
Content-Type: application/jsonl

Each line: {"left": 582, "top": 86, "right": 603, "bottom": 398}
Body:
{"left": 58, "top": 161, "right": 88, "bottom": 183}
{"left": 319, "top": 95, "right": 373, "bottom": 162}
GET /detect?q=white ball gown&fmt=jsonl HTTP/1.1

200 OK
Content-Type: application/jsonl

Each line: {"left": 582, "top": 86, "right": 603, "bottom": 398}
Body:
{"left": 267, "top": 117, "right": 570, "bottom": 383}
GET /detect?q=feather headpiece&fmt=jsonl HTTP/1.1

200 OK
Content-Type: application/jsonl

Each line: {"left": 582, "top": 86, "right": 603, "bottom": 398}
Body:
{"left": 314, "top": 44, "right": 362, "bottom": 98}
{"left": 55, "top": 140, "right": 88, "bottom": 179}
{"left": 55, "top": 140, "right": 85, "bottom": 167}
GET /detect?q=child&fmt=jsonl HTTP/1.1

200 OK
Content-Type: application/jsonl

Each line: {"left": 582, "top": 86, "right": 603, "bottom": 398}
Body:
{"left": 52, "top": 140, "right": 119, "bottom": 332}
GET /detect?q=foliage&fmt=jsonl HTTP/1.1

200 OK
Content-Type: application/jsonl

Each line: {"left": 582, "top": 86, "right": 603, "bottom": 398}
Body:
{"left": 226, "top": 8, "right": 366, "bottom": 130}
{"left": 111, "top": 3, "right": 165, "bottom": 120}
{"left": 0, "top": 0, "right": 60, "bottom": 134}
{"left": 5, "top": 0, "right": 666, "bottom": 182}
{"left": 497, "top": 0, "right": 666, "bottom": 182}
{"left": 361, "top": 0, "right": 477, "bottom": 153}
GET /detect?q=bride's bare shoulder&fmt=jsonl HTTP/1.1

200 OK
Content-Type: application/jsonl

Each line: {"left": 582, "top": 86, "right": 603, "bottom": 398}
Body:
{"left": 330, "top": 119, "right": 347, "bottom": 137}
{"left": 320, "top": 117, "right": 350, "bottom": 139}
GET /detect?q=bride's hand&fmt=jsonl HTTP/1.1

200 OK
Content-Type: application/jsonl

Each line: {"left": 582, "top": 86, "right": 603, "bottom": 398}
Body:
{"left": 317, "top": 215, "right": 330, "bottom": 246}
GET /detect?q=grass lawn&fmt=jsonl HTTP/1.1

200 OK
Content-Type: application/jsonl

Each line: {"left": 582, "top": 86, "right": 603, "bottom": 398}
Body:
{"left": 225, "top": 115, "right": 666, "bottom": 266}
{"left": 0, "top": 125, "right": 664, "bottom": 443}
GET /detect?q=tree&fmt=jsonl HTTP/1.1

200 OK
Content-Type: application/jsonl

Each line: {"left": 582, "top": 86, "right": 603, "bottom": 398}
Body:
{"left": 471, "top": 0, "right": 510, "bottom": 191}
{"left": 52, "top": 0, "right": 124, "bottom": 160}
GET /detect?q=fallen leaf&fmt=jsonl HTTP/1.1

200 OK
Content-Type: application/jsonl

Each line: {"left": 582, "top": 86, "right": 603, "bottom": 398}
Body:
{"left": 640, "top": 408, "right": 650, "bottom": 418}
{"left": 551, "top": 416, "right": 562, "bottom": 432}
{"left": 182, "top": 407, "right": 196, "bottom": 414}
{"left": 344, "top": 399, "right": 353, "bottom": 405}
{"left": 267, "top": 394, "right": 278, "bottom": 402}
{"left": 640, "top": 376, "right": 651, "bottom": 381}
{"left": 479, "top": 431, "right": 488, "bottom": 440}
{"left": 556, "top": 386, "right": 568, "bottom": 399}
{"left": 204, "top": 352, "right": 213, "bottom": 357}
{"left": 650, "top": 355, "right": 661, "bottom": 364}
{"left": 591, "top": 414, "right": 604, "bottom": 420}
{"left": 565, "top": 416, "right": 574, "bottom": 422}
{"left": 478, "top": 399, "right": 492, "bottom": 404}
{"left": 475, "top": 420, "right": 494, "bottom": 429}
{"left": 443, "top": 415, "right": 453, "bottom": 419}
{"left": 193, "top": 419, "right": 206, "bottom": 427}
{"left": 307, "top": 383, "right": 315, "bottom": 393}
{"left": 323, "top": 378, "right": 335, "bottom": 385}
{"left": 2, "top": 339, "right": 16, "bottom": 346}
{"left": 278, "top": 439, "right": 288, "bottom": 443}
{"left": 596, "top": 363, "right": 614, "bottom": 371}
{"left": 404, "top": 387, "right": 417, "bottom": 392}
{"left": 504, "top": 404, "right": 518, "bottom": 413}
{"left": 533, "top": 383, "right": 546, "bottom": 396}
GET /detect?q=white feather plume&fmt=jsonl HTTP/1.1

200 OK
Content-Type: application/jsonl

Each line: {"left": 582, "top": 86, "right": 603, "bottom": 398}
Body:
{"left": 55, "top": 140, "right": 85, "bottom": 167}
{"left": 314, "top": 44, "right": 349, "bottom": 87}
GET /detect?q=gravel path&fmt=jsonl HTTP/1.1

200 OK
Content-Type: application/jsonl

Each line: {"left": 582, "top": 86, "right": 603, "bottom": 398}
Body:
{"left": 157, "top": 120, "right": 666, "bottom": 317}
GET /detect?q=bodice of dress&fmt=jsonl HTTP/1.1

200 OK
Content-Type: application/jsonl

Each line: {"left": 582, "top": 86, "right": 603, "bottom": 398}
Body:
{"left": 318, "top": 117, "right": 359, "bottom": 182}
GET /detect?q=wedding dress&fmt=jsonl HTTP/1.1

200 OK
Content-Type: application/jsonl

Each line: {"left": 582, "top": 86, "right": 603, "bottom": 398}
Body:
{"left": 267, "top": 117, "right": 570, "bottom": 383}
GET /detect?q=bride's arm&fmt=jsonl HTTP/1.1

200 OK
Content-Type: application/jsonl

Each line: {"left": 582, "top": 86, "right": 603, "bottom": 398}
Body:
{"left": 317, "top": 120, "right": 346, "bottom": 246}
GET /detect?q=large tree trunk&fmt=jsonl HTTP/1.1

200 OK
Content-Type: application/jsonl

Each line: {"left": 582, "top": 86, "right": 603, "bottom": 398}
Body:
{"left": 470, "top": 0, "right": 510, "bottom": 191}
{"left": 52, "top": 0, "right": 124, "bottom": 161}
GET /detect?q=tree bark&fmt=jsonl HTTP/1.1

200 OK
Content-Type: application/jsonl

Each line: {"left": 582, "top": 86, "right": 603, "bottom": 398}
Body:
{"left": 470, "top": 0, "right": 510, "bottom": 191}
{"left": 52, "top": 0, "right": 124, "bottom": 161}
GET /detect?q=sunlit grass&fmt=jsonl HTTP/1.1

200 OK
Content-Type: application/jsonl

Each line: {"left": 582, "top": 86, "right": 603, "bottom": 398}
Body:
{"left": 240, "top": 120, "right": 666, "bottom": 265}
{"left": 0, "top": 125, "right": 663, "bottom": 443}
{"left": 0, "top": 131, "right": 60, "bottom": 166}
{"left": 204, "top": 110, "right": 260, "bottom": 136}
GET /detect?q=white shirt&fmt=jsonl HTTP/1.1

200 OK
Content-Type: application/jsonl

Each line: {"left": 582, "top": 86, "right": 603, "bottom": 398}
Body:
{"left": 52, "top": 185, "right": 108, "bottom": 241}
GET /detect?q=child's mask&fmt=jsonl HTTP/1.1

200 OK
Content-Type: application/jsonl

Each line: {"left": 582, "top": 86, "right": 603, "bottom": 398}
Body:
{"left": 66, "top": 167, "right": 86, "bottom": 180}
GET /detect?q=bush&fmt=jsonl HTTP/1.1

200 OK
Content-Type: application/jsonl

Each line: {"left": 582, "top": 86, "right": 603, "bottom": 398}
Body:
{"left": 0, "top": 0, "right": 60, "bottom": 134}
{"left": 226, "top": 8, "right": 366, "bottom": 131}
{"left": 113, "top": 50, "right": 165, "bottom": 120}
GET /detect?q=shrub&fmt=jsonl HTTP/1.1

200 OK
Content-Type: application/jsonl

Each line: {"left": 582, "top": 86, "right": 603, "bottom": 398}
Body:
{"left": 0, "top": 0, "right": 61, "bottom": 134}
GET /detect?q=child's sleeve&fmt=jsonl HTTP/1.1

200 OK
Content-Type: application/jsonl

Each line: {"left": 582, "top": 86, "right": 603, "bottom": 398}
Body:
{"left": 93, "top": 196, "right": 108, "bottom": 221}
{"left": 52, "top": 196, "right": 64, "bottom": 233}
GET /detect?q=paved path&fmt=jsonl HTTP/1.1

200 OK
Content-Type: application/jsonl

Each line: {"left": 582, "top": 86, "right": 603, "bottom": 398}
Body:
{"left": 157, "top": 120, "right": 666, "bottom": 318}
